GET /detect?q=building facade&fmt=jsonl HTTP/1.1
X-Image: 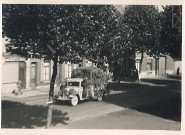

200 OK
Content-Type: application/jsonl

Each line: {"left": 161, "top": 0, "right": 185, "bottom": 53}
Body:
{"left": 2, "top": 52, "right": 81, "bottom": 94}
{"left": 2, "top": 53, "right": 53, "bottom": 93}
{"left": 2, "top": 37, "right": 181, "bottom": 93}
{"left": 1, "top": 38, "right": 80, "bottom": 93}
{"left": 135, "top": 52, "right": 182, "bottom": 78}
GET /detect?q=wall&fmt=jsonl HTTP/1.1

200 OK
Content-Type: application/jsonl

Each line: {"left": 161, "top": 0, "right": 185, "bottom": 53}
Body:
{"left": 2, "top": 61, "right": 19, "bottom": 93}
{"left": 137, "top": 53, "right": 179, "bottom": 78}
{"left": 166, "top": 55, "right": 174, "bottom": 75}
{"left": 139, "top": 53, "right": 155, "bottom": 78}
{"left": 159, "top": 57, "right": 166, "bottom": 76}
{"left": 34, "top": 59, "right": 53, "bottom": 89}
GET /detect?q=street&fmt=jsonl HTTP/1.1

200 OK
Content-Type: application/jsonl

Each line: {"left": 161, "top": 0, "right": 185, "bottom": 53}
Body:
{"left": 1, "top": 76, "right": 181, "bottom": 130}
{"left": 54, "top": 105, "right": 180, "bottom": 130}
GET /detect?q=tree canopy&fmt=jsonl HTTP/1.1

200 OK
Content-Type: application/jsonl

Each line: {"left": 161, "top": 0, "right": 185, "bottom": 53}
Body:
{"left": 160, "top": 5, "right": 182, "bottom": 59}
{"left": 2, "top": 4, "right": 120, "bottom": 99}
{"left": 122, "top": 5, "right": 162, "bottom": 56}
{"left": 2, "top": 4, "right": 182, "bottom": 98}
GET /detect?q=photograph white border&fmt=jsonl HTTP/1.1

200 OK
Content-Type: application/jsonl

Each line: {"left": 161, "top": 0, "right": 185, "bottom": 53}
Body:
{"left": 0, "top": 0, "right": 184, "bottom": 135}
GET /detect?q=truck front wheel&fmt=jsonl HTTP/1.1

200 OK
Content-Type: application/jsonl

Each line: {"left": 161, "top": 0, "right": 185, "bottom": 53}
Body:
{"left": 71, "top": 95, "right": 78, "bottom": 106}
{"left": 97, "top": 96, "right": 102, "bottom": 101}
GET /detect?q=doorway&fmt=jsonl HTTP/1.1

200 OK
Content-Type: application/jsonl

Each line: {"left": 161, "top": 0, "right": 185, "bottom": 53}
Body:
{"left": 159, "top": 57, "right": 166, "bottom": 76}
{"left": 19, "top": 62, "right": 26, "bottom": 89}
{"left": 31, "top": 62, "right": 37, "bottom": 88}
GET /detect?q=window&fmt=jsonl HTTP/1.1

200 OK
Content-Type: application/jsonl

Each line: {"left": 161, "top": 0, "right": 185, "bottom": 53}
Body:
{"left": 43, "top": 63, "right": 50, "bottom": 81}
{"left": 135, "top": 60, "right": 140, "bottom": 72}
{"left": 147, "top": 63, "right": 152, "bottom": 71}
{"left": 68, "top": 82, "right": 79, "bottom": 86}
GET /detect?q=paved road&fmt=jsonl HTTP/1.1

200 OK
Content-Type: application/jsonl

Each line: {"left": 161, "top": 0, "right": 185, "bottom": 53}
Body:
{"left": 53, "top": 106, "right": 180, "bottom": 130}
{"left": 1, "top": 76, "right": 181, "bottom": 129}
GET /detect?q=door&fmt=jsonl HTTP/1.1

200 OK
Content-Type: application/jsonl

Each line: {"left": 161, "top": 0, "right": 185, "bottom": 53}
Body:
{"left": 159, "top": 57, "right": 166, "bottom": 76}
{"left": 19, "top": 62, "right": 26, "bottom": 89}
{"left": 155, "top": 58, "right": 159, "bottom": 76}
{"left": 31, "top": 63, "right": 37, "bottom": 88}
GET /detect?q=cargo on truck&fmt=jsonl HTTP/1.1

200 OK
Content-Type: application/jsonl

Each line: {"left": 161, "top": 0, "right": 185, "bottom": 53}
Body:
{"left": 53, "top": 67, "right": 110, "bottom": 106}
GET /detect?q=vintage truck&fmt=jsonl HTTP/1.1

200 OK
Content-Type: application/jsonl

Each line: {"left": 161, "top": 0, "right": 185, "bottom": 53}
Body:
{"left": 53, "top": 67, "right": 110, "bottom": 106}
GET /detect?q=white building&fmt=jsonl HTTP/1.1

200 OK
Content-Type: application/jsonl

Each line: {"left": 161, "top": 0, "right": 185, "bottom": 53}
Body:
{"left": 1, "top": 38, "right": 79, "bottom": 94}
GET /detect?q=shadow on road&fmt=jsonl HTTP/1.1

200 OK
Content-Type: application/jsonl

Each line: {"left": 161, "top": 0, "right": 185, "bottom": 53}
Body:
{"left": 1, "top": 77, "right": 181, "bottom": 128}
{"left": 132, "top": 97, "right": 181, "bottom": 122}
{"left": 107, "top": 82, "right": 148, "bottom": 91}
{"left": 140, "top": 78, "right": 180, "bottom": 85}
{"left": 166, "top": 75, "right": 181, "bottom": 80}
{"left": 104, "top": 79, "right": 181, "bottom": 122}
{"left": 1, "top": 100, "right": 69, "bottom": 128}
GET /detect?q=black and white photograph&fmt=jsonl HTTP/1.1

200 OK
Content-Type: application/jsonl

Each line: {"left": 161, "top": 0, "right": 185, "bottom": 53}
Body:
{"left": 0, "top": 0, "right": 184, "bottom": 134}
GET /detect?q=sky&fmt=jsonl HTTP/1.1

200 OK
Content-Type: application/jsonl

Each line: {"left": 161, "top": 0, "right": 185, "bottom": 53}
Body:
{"left": 114, "top": 5, "right": 164, "bottom": 14}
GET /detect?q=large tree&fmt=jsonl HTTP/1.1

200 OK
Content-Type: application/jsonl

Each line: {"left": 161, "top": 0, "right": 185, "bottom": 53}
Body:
{"left": 160, "top": 5, "right": 182, "bottom": 59}
{"left": 99, "top": 5, "right": 162, "bottom": 81}
{"left": 2, "top": 4, "right": 121, "bottom": 100}
{"left": 73, "top": 5, "right": 121, "bottom": 71}
{"left": 3, "top": 5, "right": 84, "bottom": 100}
{"left": 122, "top": 5, "right": 162, "bottom": 72}
{"left": 105, "top": 16, "right": 135, "bottom": 82}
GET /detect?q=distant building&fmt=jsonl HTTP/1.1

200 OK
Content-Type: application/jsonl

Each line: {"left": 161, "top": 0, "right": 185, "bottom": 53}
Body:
{"left": 135, "top": 52, "right": 181, "bottom": 78}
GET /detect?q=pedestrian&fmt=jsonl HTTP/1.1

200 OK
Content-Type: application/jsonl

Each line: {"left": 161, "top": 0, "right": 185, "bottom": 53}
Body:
{"left": 177, "top": 67, "right": 180, "bottom": 76}
{"left": 133, "top": 66, "right": 139, "bottom": 82}
{"left": 12, "top": 79, "right": 23, "bottom": 96}
{"left": 130, "top": 68, "right": 134, "bottom": 79}
{"left": 82, "top": 77, "right": 88, "bottom": 98}
{"left": 135, "top": 68, "right": 139, "bottom": 82}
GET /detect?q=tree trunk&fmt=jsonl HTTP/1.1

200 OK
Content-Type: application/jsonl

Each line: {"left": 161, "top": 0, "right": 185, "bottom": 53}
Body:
{"left": 117, "top": 63, "right": 121, "bottom": 84}
{"left": 113, "top": 62, "right": 118, "bottom": 81}
{"left": 139, "top": 50, "right": 144, "bottom": 73}
{"left": 46, "top": 105, "right": 53, "bottom": 129}
{"left": 49, "top": 56, "right": 58, "bottom": 101}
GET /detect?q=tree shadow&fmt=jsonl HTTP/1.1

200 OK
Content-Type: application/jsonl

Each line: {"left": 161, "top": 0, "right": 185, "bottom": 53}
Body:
{"left": 103, "top": 81, "right": 181, "bottom": 122}
{"left": 132, "top": 97, "right": 181, "bottom": 122}
{"left": 107, "top": 82, "right": 148, "bottom": 91}
{"left": 1, "top": 100, "right": 69, "bottom": 128}
{"left": 52, "top": 110, "right": 69, "bottom": 126}
{"left": 140, "top": 78, "right": 180, "bottom": 85}
{"left": 166, "top": 75, "right": 181, "bottom": 80}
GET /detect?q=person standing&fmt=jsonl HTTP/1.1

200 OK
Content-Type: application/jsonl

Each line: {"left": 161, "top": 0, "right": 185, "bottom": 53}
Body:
{"left": 177, "top": 67, "right": 180, "bottom": 76}
{"left": 133, "top": 66, "right": 139, "bottom": 82}
{"left": 16, "top": 79, "right": 23, "bottom": 95}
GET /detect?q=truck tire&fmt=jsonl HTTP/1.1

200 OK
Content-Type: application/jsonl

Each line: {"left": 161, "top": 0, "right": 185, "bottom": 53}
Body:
{"left": 97, "top": 96, "right": 102, "bottom": 101}
{"left": 71, "top": 95, "right": 78, "bottom": 106}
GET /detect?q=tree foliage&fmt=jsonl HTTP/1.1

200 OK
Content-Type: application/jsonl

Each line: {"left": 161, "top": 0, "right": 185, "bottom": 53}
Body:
{"left": 2, "top": 4, "right": 120, "bottom": 99}
{"left": 122, "top": 5, "right": 161, "bottom": 56}
{"left": 2, "top": 4, "right": 182, "bottom": 97}
{"left": 106, "top": 5, "right": 162, "bottom": 80}
{"left": 160, "top": 5, "right": 182, "bottom": 59}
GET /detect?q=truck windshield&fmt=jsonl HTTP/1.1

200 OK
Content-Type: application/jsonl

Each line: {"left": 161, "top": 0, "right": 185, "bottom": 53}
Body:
{"left": 68, "top": 82, "right": 80, "bottom": 86}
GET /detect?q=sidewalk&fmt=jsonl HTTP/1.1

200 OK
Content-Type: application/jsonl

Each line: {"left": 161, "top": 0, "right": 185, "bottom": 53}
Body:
{"left": 1, "top": 85, "right": 60, "bottom": 99}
